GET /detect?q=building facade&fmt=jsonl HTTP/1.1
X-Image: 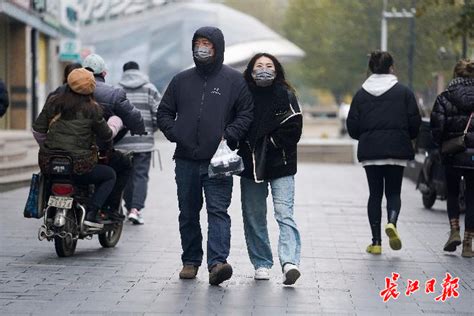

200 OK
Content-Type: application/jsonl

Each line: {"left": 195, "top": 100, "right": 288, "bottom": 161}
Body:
{"left": 0, "top": 0, "right": 80, "bottom": 130}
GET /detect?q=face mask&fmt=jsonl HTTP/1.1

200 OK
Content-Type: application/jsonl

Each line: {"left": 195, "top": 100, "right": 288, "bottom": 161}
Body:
{"left": 193, "top": 46, "right": 213, "bottom": 63}
{"left": 252, "top": 68, "right": 275, "bottom": 87}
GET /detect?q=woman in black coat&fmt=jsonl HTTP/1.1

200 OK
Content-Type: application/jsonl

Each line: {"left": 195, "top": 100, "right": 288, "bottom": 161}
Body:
{"left": 430, "top": 59, "right": 474, "bottom": 258}
{"left": 347, "top": 51, "right": 421, "bottom": 254}
{"left": 238, "top": 53, "right": 303, "bottom": 285}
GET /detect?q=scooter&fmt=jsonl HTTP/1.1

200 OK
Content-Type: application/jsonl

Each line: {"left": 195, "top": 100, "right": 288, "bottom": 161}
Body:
{"left": 37, "top": 153, "right": 123, "bottom": 257}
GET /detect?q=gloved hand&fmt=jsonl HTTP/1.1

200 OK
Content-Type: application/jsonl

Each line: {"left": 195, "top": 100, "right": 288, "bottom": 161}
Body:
{"left": 107, "top": 115, "right": 123, "bottom": 138}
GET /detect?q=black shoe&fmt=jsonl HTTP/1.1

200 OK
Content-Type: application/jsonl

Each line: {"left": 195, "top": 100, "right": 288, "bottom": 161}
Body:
{"left": 101, "top": 210, "right": 125, "bottom": 222}
{"left": 209, "top": 263, "right": 233, "bottom": 286}
{"left": 84, "top": 210, "right": 104, "bottom": 229}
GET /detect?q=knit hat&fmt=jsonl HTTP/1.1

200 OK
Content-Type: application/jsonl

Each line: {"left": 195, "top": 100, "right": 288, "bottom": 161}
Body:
{"left": 67, "top": 68, "right": 96, "bottom": 95}
{"left": 83, "top": 53, "right": 106, "bottom": 74}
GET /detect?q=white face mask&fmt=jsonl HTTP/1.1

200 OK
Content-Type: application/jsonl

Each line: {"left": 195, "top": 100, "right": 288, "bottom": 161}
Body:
{"left": 193, "top": 46, "right": 213, "bottom": 63}
{"left": 252, "top": 68, "right": 276, "bottom": 87}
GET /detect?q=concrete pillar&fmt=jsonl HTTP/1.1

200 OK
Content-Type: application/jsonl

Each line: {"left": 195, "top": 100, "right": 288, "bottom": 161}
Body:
{"left": 8, "top": 22, "right": 31, "bottom": 130}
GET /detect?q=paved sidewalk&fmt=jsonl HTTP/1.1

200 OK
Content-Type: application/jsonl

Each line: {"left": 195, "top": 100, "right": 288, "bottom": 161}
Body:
{"left": 0, "top": 140, "right": 473, "bottom": 315}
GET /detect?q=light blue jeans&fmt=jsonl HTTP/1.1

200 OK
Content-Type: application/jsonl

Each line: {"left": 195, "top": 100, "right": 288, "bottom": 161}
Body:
{"left": 240, "top": 175, "right": 301, "bottom": 270}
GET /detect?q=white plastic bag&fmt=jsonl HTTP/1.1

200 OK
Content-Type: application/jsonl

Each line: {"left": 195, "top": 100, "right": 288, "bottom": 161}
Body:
{"left": 208, "top": 139, "right": 244, "bottom": 178}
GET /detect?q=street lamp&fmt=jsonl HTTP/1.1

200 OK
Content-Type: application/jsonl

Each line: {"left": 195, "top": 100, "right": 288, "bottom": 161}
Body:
{"left": 381, "top": 0, "right": 417, "bottom": 89}
{"left": 381, "top": 0, "right": 416, "bottom": 51}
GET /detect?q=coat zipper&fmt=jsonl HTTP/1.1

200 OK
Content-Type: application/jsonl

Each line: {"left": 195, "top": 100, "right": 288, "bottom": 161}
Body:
{"left": 282, "top": 149, "right": 288, "bottom": 165}
{"left": 196, "top": 78, "right": 207, "bottom": 152}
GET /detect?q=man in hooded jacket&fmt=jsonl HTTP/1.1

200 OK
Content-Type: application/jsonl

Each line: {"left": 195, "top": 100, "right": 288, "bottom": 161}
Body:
{"left": 115, "top": 61, "right": 162, "bottom": 225}
{"left": 157, "top": 26, "right": 253, "bottom": 285}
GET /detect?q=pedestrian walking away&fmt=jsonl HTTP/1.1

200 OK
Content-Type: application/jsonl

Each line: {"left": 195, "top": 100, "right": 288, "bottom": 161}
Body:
{"left": 115, "top": 61, "right": 162, "bottom": 225}
{"left": 347, "top": 51, "right": 421, "bottom": 255}
{"left": 157, "top": 26, "right": 253, "bottom": 286}
{"left": 82, "top": 54, "right": 146, "bottom": 220}
{"left": 430, "top": 59, "right": 474, "bottom": 258}
{"left": 32, "top": 68, "right": 117, "bottom": 228}
{"left": 238, "top": 53, "right": 303, "bottom": 285}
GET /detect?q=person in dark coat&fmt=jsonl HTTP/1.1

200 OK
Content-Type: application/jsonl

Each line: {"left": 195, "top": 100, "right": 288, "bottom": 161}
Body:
{"left": 347, "top": 51, "right": 421, "bottom": 255}
{"left": 0, "top": 79, "right": 9, "bottom": 118}
{"left": 430, "top": 59, "right": 474, "bottom": 258}
{"left": 157, "top": 26, "right": 253, "bottom": 285}
{"left": 83, "top": 54, "right": 146, "bottom": 220}
{"left": 32, "top": 68, "right": 116, "bottom": 228}
{"left": 238, "top": 53, "right": 303, "bottom": 285}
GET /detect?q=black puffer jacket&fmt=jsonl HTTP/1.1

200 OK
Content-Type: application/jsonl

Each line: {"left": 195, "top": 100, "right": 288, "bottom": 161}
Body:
{"left": 238, "top": 84, "right": 302, "bottom": 182}
{"left": 430, "top": 78, "right": 474, "bottom": 168}
{"left": 347, "top": 83, "right": 421, "bottom": 162}
{"left": 157, "top": 26, "right": 254, "bottom": 160}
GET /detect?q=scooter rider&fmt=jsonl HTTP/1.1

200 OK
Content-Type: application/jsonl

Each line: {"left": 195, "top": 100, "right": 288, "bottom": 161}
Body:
{"left": 82, "top": 54, "right": 146, "bottom": 219}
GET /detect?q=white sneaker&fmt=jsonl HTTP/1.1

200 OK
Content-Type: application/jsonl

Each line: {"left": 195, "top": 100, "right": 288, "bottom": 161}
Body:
{"left": 282, "top": 264, "right": 300, "bottom": 285}
{"left": 254, "top": 267, "right": 270, "bottom": 280}
{"left": 128, "top": 208, "right": 144, "bottom": 225}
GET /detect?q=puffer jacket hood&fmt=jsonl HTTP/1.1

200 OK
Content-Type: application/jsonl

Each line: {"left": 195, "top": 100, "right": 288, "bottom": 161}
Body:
{"left": 119, "top": 69, "right": 149, "bottom": 89}
{"left": 446, "top": 77, "right": 474, "bottom": 113}
{"left": 192, "top": 26, "right": 225, "bottom": 76}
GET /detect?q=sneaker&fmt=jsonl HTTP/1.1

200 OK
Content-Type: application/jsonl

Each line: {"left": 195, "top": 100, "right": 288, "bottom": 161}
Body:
{"left": 128, "top": 208, "right": 144, "bottom": 225}
{"left": 84, "top": 211, "right": 104, "bottom": 229}
{"left": 209, "top": 263, "right": 233, "bottom": 286}
{"left": 254, "top": 267, "right": 270, "bottom": 280}
{"left": 366, "top": 244, "right": 382, "bottom": 255}
{"left": 282, "top": 263, "right": 300, "bottom": 285}
{"left": 385, "top": 223, "right": 402, "bottom": 250}
{"left": 179, "top": 265, "right": 199, "bottom": 279}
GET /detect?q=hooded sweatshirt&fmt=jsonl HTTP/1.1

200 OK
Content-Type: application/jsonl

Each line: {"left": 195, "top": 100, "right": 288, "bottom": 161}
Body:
{"left": 156, "top": 26, "right": 253, "bottom": 160}
{"left": 115, "top": 69, "right": 161, "bottom": 152}
{"left": 347, "top": 74, "right": 421, "bottom": 163}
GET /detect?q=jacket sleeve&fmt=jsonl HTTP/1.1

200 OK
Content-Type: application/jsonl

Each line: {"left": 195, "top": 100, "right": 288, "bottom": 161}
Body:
{"left": 430, "top": 94, "right": 448, "bottom": 145}
{"left": 92, "top": 116, "right": 113, "bottom": 141}
{"left": 149, "top": 85, "right": 162, "bottom": 132}
{"left": 223, "top": 80, "right": 254, "bottom": 143}
{"left": 270, "top": 91, "right": 303, "bottom": 149}
{"left": 32, "top": 102, "right": 53, "bottom": 133}
{"left": 406, "top": 89, "right": 421, "bottom": 139}
{"left": 156, "top": 78, "right": 178, "bottom": 142}
{"left": 347, "top": 92, "right": 361, "bottom": 140}
{"left": 112, "top": 88, "right": 146, "bottom": 134}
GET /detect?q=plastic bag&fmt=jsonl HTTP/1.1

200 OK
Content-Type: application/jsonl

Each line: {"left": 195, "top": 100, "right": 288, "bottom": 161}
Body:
{"left": 208, "top": 139, "right": 244, "bottom": 178}
{"left": 23, "top": 173, "right": 45, "bottom": 218}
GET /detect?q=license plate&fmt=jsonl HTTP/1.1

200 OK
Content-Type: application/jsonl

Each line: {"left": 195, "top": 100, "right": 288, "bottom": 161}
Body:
{"left": 48, "top": 196, "right": 73, "bottom": 209}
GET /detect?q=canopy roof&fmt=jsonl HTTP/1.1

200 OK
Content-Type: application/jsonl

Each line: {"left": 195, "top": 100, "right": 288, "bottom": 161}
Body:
{"left": 80, "top": 2, "right": 305, "bottom": 91}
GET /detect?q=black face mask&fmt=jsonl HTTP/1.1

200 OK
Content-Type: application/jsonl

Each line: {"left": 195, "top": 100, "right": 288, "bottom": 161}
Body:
{"left": 193, "top": 46, "right": 213, "bottom": 64}
{"left": 252, "top": 68, "right": 276, "bottom": 87}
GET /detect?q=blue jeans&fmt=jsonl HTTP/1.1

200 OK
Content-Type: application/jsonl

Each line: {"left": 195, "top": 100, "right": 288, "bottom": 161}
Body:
{"left": 241, "top": 175, "right": 301, "bottom": 270}
{"left": 175, "top": 158, "right": 233, "bottom": 270}
{"left": 123, "top": 152, "right": 152, "bottom": 210}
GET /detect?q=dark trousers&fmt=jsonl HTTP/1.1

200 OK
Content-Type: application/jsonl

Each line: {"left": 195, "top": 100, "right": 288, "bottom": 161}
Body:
{"left": 445, "top": 167, "right": 474, "bottom": 230}
{"left": 123, "top": 152, "right": 152, "bottom": 211}
{"left": 73, "top": 164, "right": 116, "bottom": 210}
{"left": 175, "top": 158, "right": 233, "bottom": 270}
{"left": 104, "top": 150, "right": 132, "bottom": 211}
{"left": 364, "top": 165, "right": 404, "bottom": 228}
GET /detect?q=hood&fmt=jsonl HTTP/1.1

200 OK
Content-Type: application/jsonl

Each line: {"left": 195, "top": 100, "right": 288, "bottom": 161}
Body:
{"left": 447, "top": 77, "right": 474, "bottom": 113}
{"left": 192, "top": 26, "right": 225, "bottom": 76}
{"left": 362, "top": 74, "right": 398, "bottom": 97}
{"left": 119, "top": 70, "right": 149, "bottom": 89}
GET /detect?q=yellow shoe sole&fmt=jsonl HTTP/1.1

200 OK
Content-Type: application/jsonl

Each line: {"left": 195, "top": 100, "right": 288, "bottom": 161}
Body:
{"left": 385, "top": 223, "right": 402, "bottom": 250}
{"left": 366, "top": 244, "right": 382, "bottom": 254}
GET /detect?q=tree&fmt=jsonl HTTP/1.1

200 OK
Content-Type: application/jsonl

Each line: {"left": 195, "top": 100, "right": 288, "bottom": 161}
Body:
{"left": 283, "top": 0, "right": 464, "bottom": 105}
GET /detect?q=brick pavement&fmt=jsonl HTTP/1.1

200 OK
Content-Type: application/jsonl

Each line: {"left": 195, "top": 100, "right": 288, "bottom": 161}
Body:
{"left": 0, "top": 140, "right": 473, "bottom": 315}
